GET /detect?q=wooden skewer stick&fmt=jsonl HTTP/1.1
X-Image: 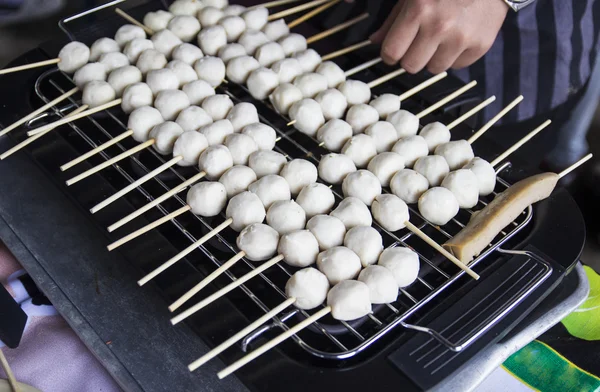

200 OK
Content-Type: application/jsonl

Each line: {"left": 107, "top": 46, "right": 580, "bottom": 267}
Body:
{"left": 253, "top": 0, "right": 301, "bottom": 9}
{"left": 108, "top": 205, "right": 191, "bottom": 251}
{"left": 61, "top": 130, "right": 134, "bottom": 171}
{"left": 306, "top": 12, "right": 369, "bottom": 44}
{"left": 217, "top": 306, "right": 332, "bottom": 379}
{"left": 138, "top": 218, "right": 234, "bottom": 286}
{"left": 397, "top": 72, "right": 448, "bottom": 102}
{"left": 558, "top": 153, "right": 593, "bottom": 179}
{"left": 322, "top": 39, "right": 372, "bottom": 62}
{"left": 287, "top": 0, "right": 341, "bottom": 28}
{"left": 171, "top": 254, "right": 285, "bottom": 324}
{"left": 287, "top": 119, "right": 296, "bottom": 126}
{"left": 0, "top": 349, "right": 20, "bottom": 392}
{"left": 467, "top": 95, "right": 524, "bottom": 144}
{"left": 490, "top": 119, "right": 552, "bottom": 167}
{"left": 0, "top": 58, "right": 60, "bottom": 76}
{"left": 170, "top": 251, "right": 247, "bottom": 312}
{"left": 446, "top": 95, "right": 496, "bottom": 131}
{"left": 0, "top": 105, "right": 89, "bottom": 160}
{"left": 115, "top": 8, "right": 154, "bottom": 35}
{"left": 344, "top": 57, "right": 382, "bottom": 77}
{"left": 188, "top": 297, "right": 297, "bottom": 371}
{"left": 0, "top": 87, "right": 79, "bottom": 137}
{"left": 415, "top": 81, "right": 477, "bottom": 119}
{"left": 366, "top": 68, "right": 406, "bottom": 89}
{"left": 65, "top": 139, "right": 155, "bottom": 186}
{"left": 268, "top": 0, "right": 331, "bottom": 21}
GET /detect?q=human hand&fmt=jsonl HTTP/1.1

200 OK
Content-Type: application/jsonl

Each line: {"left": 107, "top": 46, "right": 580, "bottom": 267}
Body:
{"left": 370, "top": 0, "right": 509, "bottom": 74}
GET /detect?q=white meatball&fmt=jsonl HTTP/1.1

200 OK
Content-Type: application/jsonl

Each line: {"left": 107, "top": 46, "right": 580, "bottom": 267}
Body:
{"left": 175, "top": 105, "right": 212, "bottom": 132}
{"left": 267, "top": 200, "right": 306, "bottom": 235}
{"left": 289, "top": 99, "right": 325, "bottom": 136}
{"left": 172, "top": 43, "right": 204, "bottom": 65}
{"left": 200, "top": 94, "right": 233, "bottom": 121}
{"left": 107, "top": 65, "right": 142, "bottom": 97}
{"left": 387, "top": 109, "right": 419, "bottom": 138}
{"left": 318, "top": 153, "right": 356, "bottom": 184}
{"left": 151, "top": 29, "right": 182, "bottom": 57}
{"left": 182, "top": 79, "right": 215, "bottom": 105}
{"left": 317, "top": 247, "right": 362, "bottom": 285}
{"left": 390, "top": 169, "right": 429, "bottom": 204}
{"left": 315, "top": 89, "right": 347, "bottom": 120}
{"left": 330, "top": 197, "right": 372, "bottom": 229}
{"left": 224, "top": 4, "right": 246, "bottom": 16}
{"left": 123, "top": 38, "right": 154, "bottom": 63}
{"left": 367, "top": 152, "right": 405, "bottom": 187}
{"left": 114, "top": 25, "right": 146, "bottom": 47}
{"left": 255, "top": 42, "right": 286, "bottom": 67}
{"left": 219, "top": 165, "right": 257, "bottom": 197}
{"left": 442, "top": 169, "right": 479, "bottom": 209}
{"left": 186, "top": 181, "right": 227, "bottom": 216}
{"left": 172, "top": 131, "right": 209, "bottom": 166}
{"left": 344, "top": 226, "right": 383, "bottom": 267}
{"left": 338, "top": 80, "right": 371, "bottom": 106}
{"left": 346, "top": 104, "right": 379, "bottom": 134}
{"left": 89, "top": 38, "right": 119, "bottom": 62}
{"left": 226, "top": 102, "right": 259, "bottom": 132}
{"left": 226, "top": 191, "right": 266, "bottom": 232}
{"left": 372, "top": 194, "right": 410, "bottom": 232}
{"left": 198, "top": 25, "right": 228, "bottom": 56}
{"left": 219, "top": 15, "right": 247, "bottom": 42}
{"left": 128, "top": 106, "right": 163, "bottom": 142}
{"left": 278, "top": 33, "right": 307, "bottom": 56}
{"left": 226, "top": 55, "right": 260, "bottom": 84}
{"left": 193, "top": 56, "right": 226, "bottom": 87}
{"left": 242, "top": 6, "right": 268, "bottom": 31}
{"left": 154, "top": 89, "right": 190, "bottom": 121}
{"left": 358, "top": 265, "right": 398, "bottom": 304}
{"left": 143, "top": 10, "right": 174, "bottom": 32}
{"left": 169, "top": 0, "right": 202, "bottom": 15}
{"left": 247, "top": 67, "right": 279, "bottom": 100}
{"left": 263, "top": 19, "right": 289, "bottom": 41}
{"left": 285, "top": 268, "right": 329, "bottom": 310}
{"left": 271, "top": 58, "right": 303, "bottom": 84}
{"left": 463, "top": 157, "right": 496, "bottom": 196}
{"left": 198, "top": 6, "right": 224, "bottom": 27}
{"left": 81, "top": 81, "right": 116, "bottom": 108}
{"left": 166, "top": 60, "right": 198, "bottom": 87}
{"left": 392, "top": 135, "right": 429, "bottom": 167}
{"left": 365, "top": 121, "right": 398, "bottom": 153}
{"left": 342, "top": 134, "right": 378, "bottom": 168}
{"left": 199, "top": 145, "right": 234, "bottom": 179}
{"left": 293, "top": 49, "right": 322, "bottom": 73}
{"left": 168, "top": 15, "right": 201, "bottom": 42}
{"left": 205, "top": 0, "right": 228, "bottom": 9}
{"left": 378, "top": 247, "right": 420, "bottom": 287}
{"left": 269, "top": 83, "right": 303, "bottom": 115}
{"left": 146, "top": 68, "right": 179, "bottom": 95}
{"left": 73, "top": 62, "right": 107, "bottom": 88}
{"left": 201, "top": 120, "right": 235, "bottom": 152}
{"left": 279, "top": 159, "right": 318, "bottom": 195}
{"left": 238, "top": 29, "right": 269, "bottom": 55}
{"left": 316, "top": 61, "right": 346, "bottom": 88}
{"left": 121, "top": 82, "right": 153, "bottom": 114}
{"left": 327, "top": 280, "right": 371, "bottom": 321}
{"left": 278, "top": 230, "right": 320, "bottom": 267}
{"left": 420, "top": 121, "right": 451, "bottom": 152}
{"left": 242, "top": 123, "right": 276, "bottom": 150}
{"left": 217, "top": 43, "right": 247, "bottom": 63}
{"left": 414, "top": 155, "right": 449, "bottom": 187}
{"left": 307, "top": 215, "right": 346, "bottom": 251}
{"left": 342, "top": 170, "right": 381, "bottom": 206}
{"left": 434, "top": 140, "right": 475, "bottom": 171}
{"left": 136, "top": 49, "right": 167, "bottom": 75}
{"left": 249, "top": 150, "right": 287, "bottom": 178}
{"left": 316, "top": 119, "right": 352, "bottom": 152}
{"left": 225, "top": 133, "right": 259, "bottom": 165}
{"left": 370, "top": 94, "right": 400, "bottom": 119}
{"left": 418, "top": 187, "right": 459, "bottom": 225}
{"left": 293, "top": 72, "right": 328, "bottom": 98}
{"left": 248, "top": 174, "right": 291, "bottom": 209}
{"left": 296, "top": 183, "right": 335, "bottom": 218}
{"left": 57, "top": 41, "right": 90, "bottom": 74}
{"left": 149, "top": 121, "right": 184, "bottom": 155}
{"left": 237, "top": 223, "right": 279, "bottom": 261}
{"left": 99, "top": 52, "right": 129, "bottom": 73}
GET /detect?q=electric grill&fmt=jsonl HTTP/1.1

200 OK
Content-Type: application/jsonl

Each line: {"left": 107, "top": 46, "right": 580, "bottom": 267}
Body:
{"left": 0, "top": 1, "right": 590, "bottom": 391}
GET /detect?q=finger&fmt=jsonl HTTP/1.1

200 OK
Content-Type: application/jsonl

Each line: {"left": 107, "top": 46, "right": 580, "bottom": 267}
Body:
{"left": 451, "top": 47, "right": 487, "bottom": 69}
{"left": 370, "top": 1, "right": 404, "bottom": 43}
{"left": 426, "top": 42, "right": 464, "bottom": 74}
{"left": 380, "top": 5, "right": 419, "bottom": 64}
{"left": 399, "top": 30, "right": 440, "bottom": 73}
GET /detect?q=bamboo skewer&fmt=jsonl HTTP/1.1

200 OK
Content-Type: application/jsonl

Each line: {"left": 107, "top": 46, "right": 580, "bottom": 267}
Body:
{"left": 490, "top": 119, "right": 552, "bottom": 167}
{"left": 322, "top": 39, "right": 371, "bottom": 62}
{"left": 115, "top": 8, "right": 154, "bottom": 35}
{"left": 415, "top": 81, "right": 477, "bottom": 119}
{"left": 467, "top": 95, "right": 524, "bottom": 144}
{"left": 397, "top": 72, "right": 448, "bottom": 102}
{"left": 60, "top": 130, "right": 134, "bottom": 171}
{"left": 366, "top": 68, "right": 406, "bottom": 89}
{"left": 287, "top": 0, "right": 341, "bottom": 28}
{"left": 446, "top": 96, "right": 496, "bottom": 131}
{"left": 267, "top": 0, "right": 331, "bottom": 21}
{"left": 0, "top": 350, "right": 20, "bottom": 392}
{"left": 343, "top": 57, "right": 382, "bottom": 77}
{"left": 558, "top": 153, "right": 593, "bottom": 179}
{"left": 306, "top": 12, "right": 369, "bottom": 44}
{"left": 0, "top": 58, "right": 61, "bottom": 76}
{"left": 255, "top": 0, "right": 302, "bottom": 9}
